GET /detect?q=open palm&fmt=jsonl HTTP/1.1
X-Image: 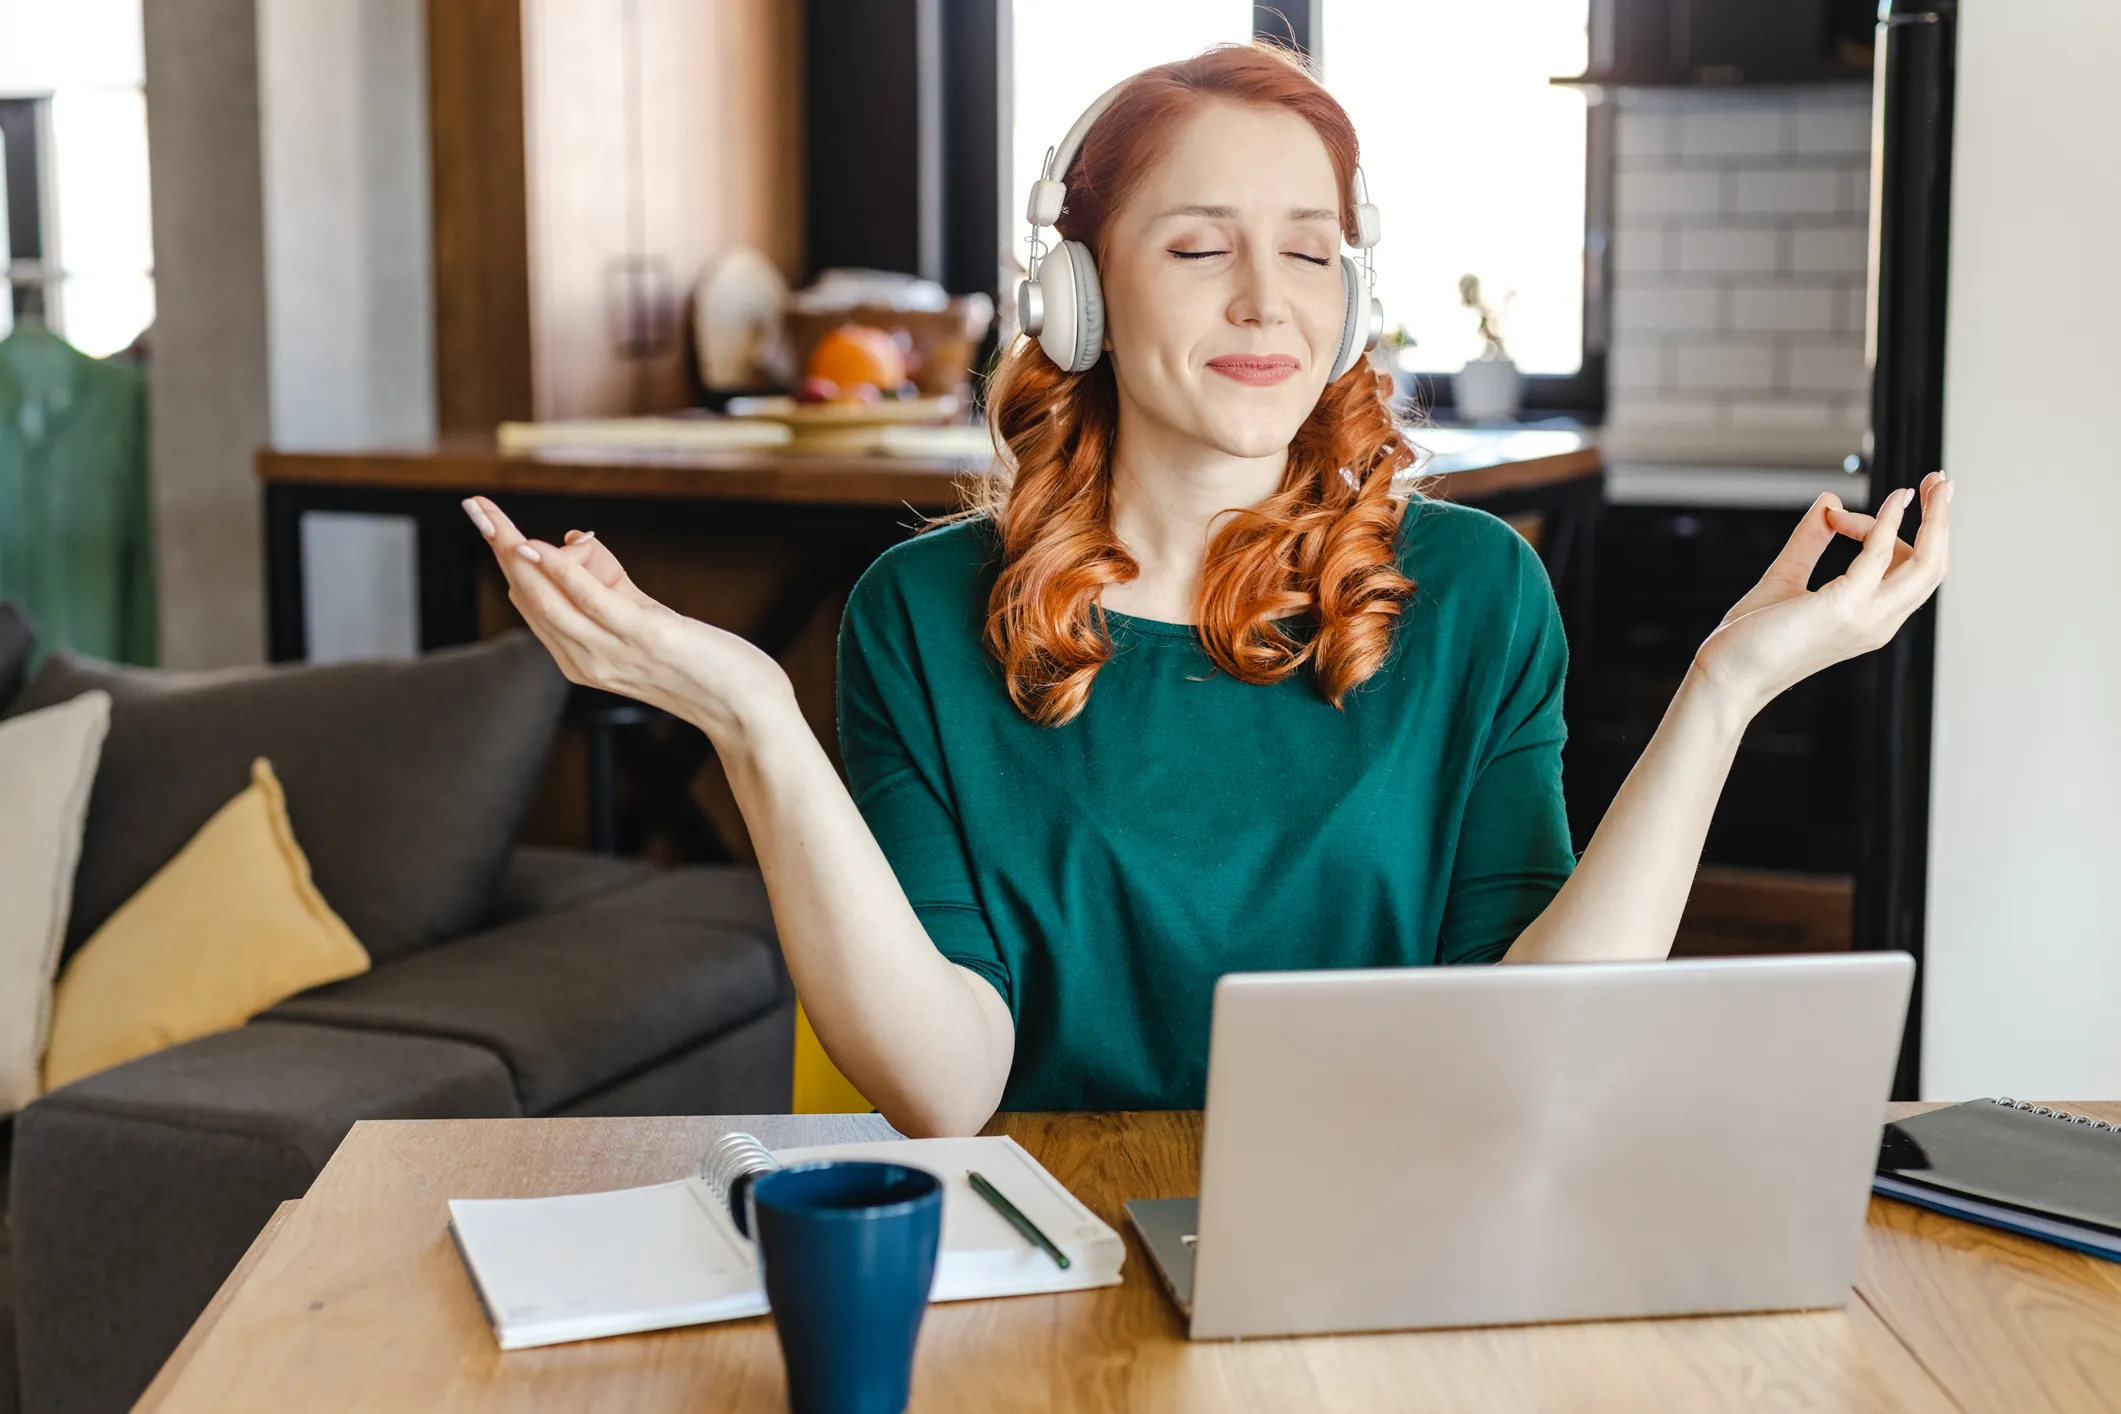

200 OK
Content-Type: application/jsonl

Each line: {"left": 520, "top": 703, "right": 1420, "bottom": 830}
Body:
{"left": 1695, "top": 470, "right": 1951, "bottom": 713}
{"left": 460, "top": 495, "right": 791, "bottom": 736}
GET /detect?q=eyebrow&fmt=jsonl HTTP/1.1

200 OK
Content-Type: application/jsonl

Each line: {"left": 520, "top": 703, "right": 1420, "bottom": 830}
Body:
{"left": 1157, "top": 203, "right": 1340, "bottom": 224}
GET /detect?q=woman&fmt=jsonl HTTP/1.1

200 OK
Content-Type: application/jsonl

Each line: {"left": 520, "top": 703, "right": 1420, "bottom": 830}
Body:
{"left": 461, "top": 45, "right": 1947, "bottom": 1138}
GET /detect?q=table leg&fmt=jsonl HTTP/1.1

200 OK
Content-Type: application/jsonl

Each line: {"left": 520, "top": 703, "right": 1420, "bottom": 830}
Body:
{"left": 263, "top": 482, "right": 308, "bottom": 663}
{"left": 413, "top": 494, "right": 482, "bottom": 651}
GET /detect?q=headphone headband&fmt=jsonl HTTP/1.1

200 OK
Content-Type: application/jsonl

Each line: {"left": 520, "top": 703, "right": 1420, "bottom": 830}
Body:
{"left": 1045, "top": 79, "right": 1130, "bottom": 187}
{"left": 1026, "top": 80, "right": 1381, "bottom": 251}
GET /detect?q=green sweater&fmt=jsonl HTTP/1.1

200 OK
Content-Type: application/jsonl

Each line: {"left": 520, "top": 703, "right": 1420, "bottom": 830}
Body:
{"left": 836, "top": 499, "right": 1574, "bottom": 1111}
{"left": 0, "top": 323, "right": 155, "bottom": 669}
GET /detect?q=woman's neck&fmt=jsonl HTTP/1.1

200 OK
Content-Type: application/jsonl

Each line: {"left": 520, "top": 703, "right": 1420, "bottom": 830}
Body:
{"left": 1103, "top": 403, "right": 1287, "bottom": 624}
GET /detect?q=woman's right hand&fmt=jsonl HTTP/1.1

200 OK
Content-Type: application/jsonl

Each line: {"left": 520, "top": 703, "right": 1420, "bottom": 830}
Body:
{"left": 460, "top": 495, "right": 795, "bottom": 744}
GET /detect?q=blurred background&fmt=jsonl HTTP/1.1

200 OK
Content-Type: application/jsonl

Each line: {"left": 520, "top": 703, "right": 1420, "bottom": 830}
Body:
{"left": 0, "top": 0, "right": 1895, "bottom": 940}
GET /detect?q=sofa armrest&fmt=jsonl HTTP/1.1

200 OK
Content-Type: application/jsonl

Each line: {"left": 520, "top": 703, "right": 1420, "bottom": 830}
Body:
{"left": 10, "top": 1022, "right": 517, "bottom": 1414}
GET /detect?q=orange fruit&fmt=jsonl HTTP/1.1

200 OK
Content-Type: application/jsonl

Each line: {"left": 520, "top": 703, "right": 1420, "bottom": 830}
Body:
{"left": 806, "top": 323, "right": 907, "bottom": 391}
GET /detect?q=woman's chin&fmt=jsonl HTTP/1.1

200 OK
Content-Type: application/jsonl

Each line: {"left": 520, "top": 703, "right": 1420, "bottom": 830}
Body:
{"left": 1202, "top": 416, "right": 1311, "bottom": 461}
{"left": 1184, "top": 389, "right": 1315, "bottom": 458}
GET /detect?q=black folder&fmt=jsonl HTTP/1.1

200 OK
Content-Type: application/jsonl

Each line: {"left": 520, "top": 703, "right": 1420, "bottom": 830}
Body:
{"left": 1875, "top": 1099, "right": 2121, "bottom": 1262}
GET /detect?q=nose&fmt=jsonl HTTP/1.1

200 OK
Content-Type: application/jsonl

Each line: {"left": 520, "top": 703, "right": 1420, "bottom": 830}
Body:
{"left": 1226, "top": 241, "right": 1291, "bottom": 331}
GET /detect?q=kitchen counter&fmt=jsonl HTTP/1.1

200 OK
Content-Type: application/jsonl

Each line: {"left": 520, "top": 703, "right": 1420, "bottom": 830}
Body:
{"left": 253, "top": 425, "right": 1602, "bottom": 860}
{"left": 257, "top": 425, "right": 1598, "bottom": 511}
{"left": 254, "top": 425, "right": 1601, "bottom": 661}
{"left": 1603, "top": 460, "right": 1871, "bottom": 509}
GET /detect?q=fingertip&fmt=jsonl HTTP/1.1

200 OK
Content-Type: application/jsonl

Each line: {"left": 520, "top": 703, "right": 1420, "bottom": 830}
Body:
{"left": 515, "top": 542, "right": 542, "bottom": 565}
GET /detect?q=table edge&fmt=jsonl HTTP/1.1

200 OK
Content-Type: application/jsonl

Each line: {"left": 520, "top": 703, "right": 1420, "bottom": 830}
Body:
{"left": 130, "top": 1200, "right": 300, "bottom": 1414}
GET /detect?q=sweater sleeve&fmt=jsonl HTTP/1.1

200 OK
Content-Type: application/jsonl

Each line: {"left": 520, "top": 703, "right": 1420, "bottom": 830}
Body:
{"left": 836, "top": 552, "right": 1016, "bottom": 1012}
{"left": 1435, "top": 532, "right": 1577, "bottom": 966}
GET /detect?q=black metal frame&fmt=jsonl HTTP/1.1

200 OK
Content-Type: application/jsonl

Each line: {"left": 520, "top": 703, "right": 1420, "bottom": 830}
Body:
{"left": 263, "top": 480, "right": 925, "bottom": 856}
{"left": 262, "top": 483, "right": 921, "bottom": 663}
{"left": 261, "top": 465, "right": 1600, "bottom": 857}
{"left": 1851, "top": 0, "right": 1954, "bottom": 1101}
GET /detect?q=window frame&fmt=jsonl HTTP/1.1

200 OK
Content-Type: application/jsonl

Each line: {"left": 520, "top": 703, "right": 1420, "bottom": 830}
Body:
{"left": 1, "top": 97, "right": 56, "bottom": 326}
{"left": 1289, "top": 1, "right": 1611, "bottom": 420}
{"left": 819, "top": 0, "right": 1611, "bottom": 421}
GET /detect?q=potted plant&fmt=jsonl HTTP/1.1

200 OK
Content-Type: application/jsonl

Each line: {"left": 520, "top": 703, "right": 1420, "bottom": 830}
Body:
{"left": 1372, "top": 323, "right": 1419, "bottom": 414}
{"left": 1452, "top": 274, "right": 1523, "bottom": 424}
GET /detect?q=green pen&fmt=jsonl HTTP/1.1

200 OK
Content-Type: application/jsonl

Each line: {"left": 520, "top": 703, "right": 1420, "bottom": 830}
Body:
{"left": 967, "top": 1170, "right": 1071, "bottom": 1270}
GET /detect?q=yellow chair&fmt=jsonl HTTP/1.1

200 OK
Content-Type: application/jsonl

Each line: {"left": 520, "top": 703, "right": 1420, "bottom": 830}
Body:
{"left": 791, "top": 1000, "right": 872, "bottom": 1113}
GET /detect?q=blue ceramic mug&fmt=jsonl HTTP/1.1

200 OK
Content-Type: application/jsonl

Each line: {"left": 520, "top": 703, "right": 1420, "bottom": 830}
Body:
{"left": 747, "top": 1160, "right": 943, "bottom": 1414}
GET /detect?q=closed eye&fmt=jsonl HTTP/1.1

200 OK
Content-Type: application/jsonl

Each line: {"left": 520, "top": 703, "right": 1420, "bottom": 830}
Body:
{"left": 1287, "top": 253, "right": 1332, "bottom": 267}
{"left": 1169, "top": 249, "right": 1225, "bottom": 260}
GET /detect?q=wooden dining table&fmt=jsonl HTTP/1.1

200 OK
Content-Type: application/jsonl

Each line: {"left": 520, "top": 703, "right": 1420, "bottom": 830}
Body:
{"left": 133, "top": 1103, "right": 2121, "bottom": 1412}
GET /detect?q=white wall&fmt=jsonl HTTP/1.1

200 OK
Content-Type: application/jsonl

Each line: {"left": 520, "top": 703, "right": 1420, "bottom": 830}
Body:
{"left": 0, "top": 0, "right": 144, "bottom": 91}
{"left": 142, "top": 0, "right": 433, "bottom": 667}
{"left": 1924, "top": 0, "right": 2121, "bottom": 1098}
{"left": 256, "top": 0, "right": 433, "bottom": 660}
{"left": 1605, "top": 86, "right": 1873, "bottom": 469}
{"left": 256, "top": 0, "right": 434, "bottom": 449}
{"left": 142, "top": 0, "right": 273, "bottom": 669}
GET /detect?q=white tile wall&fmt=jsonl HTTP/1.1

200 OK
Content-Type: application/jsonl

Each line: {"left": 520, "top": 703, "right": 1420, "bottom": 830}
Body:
{"left": 1604, "top": 86, "right": 1874, "bottom": 466}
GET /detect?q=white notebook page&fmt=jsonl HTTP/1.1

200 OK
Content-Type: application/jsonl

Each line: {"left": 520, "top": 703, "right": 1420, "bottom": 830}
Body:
{"left": 449, "top": 1133, "right": 1123, "bottom": 1350}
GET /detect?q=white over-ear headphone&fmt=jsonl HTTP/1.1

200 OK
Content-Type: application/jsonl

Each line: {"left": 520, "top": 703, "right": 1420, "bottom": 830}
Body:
{"left": 1016, "top": 78, "right": 1385, "bottom": 381}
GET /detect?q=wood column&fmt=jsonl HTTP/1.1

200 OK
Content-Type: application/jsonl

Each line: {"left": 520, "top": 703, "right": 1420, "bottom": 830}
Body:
{"left": 427, "top": 0, "right": 533, "bottom": 431}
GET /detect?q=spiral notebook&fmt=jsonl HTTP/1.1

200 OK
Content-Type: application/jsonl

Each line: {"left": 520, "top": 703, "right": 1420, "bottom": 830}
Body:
{"left": 1874, "top": 1098, "right": 2121, "bottom": 1262}
{"left": 446, "top": 1134, "right": 1124, "bottom": 1350}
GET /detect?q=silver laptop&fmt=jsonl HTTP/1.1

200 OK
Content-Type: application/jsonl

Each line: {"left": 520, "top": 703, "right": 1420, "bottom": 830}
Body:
{"left": 1127, "top": 952, "right": 1913, "bottom": 1340}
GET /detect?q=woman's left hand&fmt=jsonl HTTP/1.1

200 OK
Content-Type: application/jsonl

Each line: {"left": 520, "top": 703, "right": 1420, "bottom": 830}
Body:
{"left": 1693, "top": 469, "right": 1952, "bottom": 717}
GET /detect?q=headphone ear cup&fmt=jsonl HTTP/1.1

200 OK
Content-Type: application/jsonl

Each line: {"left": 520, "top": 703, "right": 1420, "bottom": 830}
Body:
{"left": 1034, "top": 240, "right": 1104, "bottom": 373}
{"left": 1066, "top": 241, "right": 1105, "bottom": 373}
{"left": 1329, "top": 254, "right": 1366, "bottom": 381}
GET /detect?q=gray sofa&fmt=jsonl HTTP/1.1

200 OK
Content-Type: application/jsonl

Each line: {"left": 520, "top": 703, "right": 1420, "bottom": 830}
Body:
{"left": 0, "top": 606, "right": 794, "bottom": 1414}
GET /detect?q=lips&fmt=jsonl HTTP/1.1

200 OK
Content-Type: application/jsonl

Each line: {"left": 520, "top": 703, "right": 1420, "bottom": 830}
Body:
{"left": 1205, "top": 354, "right": 1300, "bottom": 386}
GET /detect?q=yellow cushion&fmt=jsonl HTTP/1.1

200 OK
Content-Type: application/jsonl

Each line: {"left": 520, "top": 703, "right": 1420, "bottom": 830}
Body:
{"left": 42, "top": 758, "right": 371, "bottom": 1090}
{"left": 792, "top": 1000, "right": 872, "bottom": 1113}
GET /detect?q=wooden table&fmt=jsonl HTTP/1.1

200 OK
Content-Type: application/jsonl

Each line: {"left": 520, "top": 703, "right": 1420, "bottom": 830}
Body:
{"left": 253, "top": 427, "right": 1600, "bottom": 663}
{"left": 135, "top": 1104, "right": 2121, "bottom": 1412}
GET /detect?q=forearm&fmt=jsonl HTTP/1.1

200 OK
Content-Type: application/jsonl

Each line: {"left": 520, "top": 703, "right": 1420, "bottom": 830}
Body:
{"left": 1504, "top": 664, "right": 1752, "bottom": 964}
{"left": 700, "top": 697, "right": 1013, "bottom": 1136}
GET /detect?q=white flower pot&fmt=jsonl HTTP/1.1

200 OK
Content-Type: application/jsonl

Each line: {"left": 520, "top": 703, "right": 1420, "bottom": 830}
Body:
{"left": 1453, "top": 355, "right": 1523, "bottom": 423}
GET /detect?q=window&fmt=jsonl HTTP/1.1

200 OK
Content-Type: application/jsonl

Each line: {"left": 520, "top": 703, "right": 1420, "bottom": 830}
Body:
{"left": 0, "top": 0, "right": 155, "bottom": 356}
{"left": 1320, "top": 1, "right": 1593, "bottom": 383}
{"left": 1010, "top": 0, "right": 1255, "bottom": 280}
{"left": 1003, "top": 0, "right": 1603, "bottom": 415}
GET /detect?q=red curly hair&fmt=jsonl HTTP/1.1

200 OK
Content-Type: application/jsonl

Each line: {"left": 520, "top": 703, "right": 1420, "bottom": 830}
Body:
{"left": 974, "top": 42, "right": 1417, "bottom": 727}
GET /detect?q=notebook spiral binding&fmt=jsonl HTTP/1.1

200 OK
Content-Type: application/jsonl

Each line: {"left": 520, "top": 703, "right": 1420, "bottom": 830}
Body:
{"left": 1991, "top": 1097, "right": 2119, "bottom": 1132}
{"left": 699, "top": 1131, "right": 782, "bottom": 1235}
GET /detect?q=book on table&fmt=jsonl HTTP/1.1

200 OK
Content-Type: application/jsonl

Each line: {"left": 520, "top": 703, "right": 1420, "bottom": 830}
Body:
{"left": 447, "top": 1133, "right": 1125, "bottom": 1350}
{"left": 1875, "top": 1097, "right": 2121, "bottom": 1262}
